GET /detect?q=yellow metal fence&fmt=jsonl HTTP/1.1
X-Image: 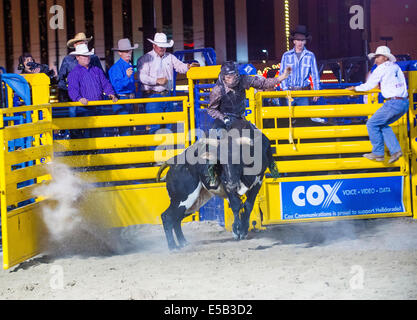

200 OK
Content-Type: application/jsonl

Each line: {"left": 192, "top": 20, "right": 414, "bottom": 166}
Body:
{"left": 49, "top": 96, "right": 198, "bottom": 231}
{"left": 1, "top": 77, "right": 198, "bottom": 268}
{"left": 408, "top": 71, "right": 417, "bottom": 218}
{"left": 251, "top": 87, "right": 413, "bottom": 225}
{"left": 52, "top": 97, "right": 190, "bottom": 183}
{"left": 0, "top": 104, "right": 53, "bottom": 269}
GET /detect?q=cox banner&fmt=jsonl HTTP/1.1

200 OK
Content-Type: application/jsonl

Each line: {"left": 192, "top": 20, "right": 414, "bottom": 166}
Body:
{"left": 280, "top": 176, "right": 405, "bottom": 220}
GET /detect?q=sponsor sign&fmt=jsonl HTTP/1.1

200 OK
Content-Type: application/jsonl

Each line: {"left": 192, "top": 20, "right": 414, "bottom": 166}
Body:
{"left": 280, "top": 176, "right": 405, "bottom": 220}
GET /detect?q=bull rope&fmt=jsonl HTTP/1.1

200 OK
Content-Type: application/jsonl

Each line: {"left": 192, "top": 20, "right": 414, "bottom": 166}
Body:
{"left": 286, "top": 90, "right": 297, "bottom": 151}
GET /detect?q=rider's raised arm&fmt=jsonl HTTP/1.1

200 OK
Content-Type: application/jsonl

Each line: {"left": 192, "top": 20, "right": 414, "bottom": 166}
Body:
{"left": 244, "top": 75, "right": 281, "bottom": 91}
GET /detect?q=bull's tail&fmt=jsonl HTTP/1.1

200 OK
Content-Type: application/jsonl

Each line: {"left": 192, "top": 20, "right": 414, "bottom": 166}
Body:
{"left": 266, "top": 143, "right": 280, "bottom": 180}
{"left": 156, "top": 162, "right": 170, "bottom": 182}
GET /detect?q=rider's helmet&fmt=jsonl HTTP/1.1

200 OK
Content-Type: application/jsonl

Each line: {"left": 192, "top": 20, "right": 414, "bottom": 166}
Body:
{"left": 220, "top": 61, "right": 240, "bottom": 88}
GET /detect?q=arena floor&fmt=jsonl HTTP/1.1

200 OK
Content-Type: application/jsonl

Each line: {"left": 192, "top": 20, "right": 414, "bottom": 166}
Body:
{"left": 1, "top": 216, "right": 417, "bottom": 300}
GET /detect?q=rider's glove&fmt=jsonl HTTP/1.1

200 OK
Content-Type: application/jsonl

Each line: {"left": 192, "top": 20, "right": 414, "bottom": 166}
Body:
{"left": 223, "top": 116, "right": 232, "bottom": 130}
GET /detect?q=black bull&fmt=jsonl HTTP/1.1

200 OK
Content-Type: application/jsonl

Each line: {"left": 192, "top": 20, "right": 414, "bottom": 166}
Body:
{"left": 156, "top": 123, "right": 279, "bottom": 250}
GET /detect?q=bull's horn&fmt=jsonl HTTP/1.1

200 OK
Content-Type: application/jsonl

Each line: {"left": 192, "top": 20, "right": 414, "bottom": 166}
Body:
{"left": 156, "top": 162, "right": 170, "bottom": 182}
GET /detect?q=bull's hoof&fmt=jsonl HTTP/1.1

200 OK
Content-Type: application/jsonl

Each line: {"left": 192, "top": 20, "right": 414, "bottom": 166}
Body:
{"left": 232, "top": 223, "right": 241, "bottom": 241}
{"left": 239, "top": 232, "right": 248, "bottom": 240}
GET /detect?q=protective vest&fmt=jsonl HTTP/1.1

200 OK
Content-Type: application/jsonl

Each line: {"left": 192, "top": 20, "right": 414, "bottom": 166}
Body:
{"left": 218, "top": 81, "right": 246, "bottom": 118}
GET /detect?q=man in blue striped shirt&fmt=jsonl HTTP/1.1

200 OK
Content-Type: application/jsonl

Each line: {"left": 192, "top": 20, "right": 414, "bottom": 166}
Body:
{"left": 279, "top": 25, "right": 321, "bottom": 123}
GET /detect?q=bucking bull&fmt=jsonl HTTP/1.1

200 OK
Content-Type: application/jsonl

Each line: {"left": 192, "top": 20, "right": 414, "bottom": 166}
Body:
{"left": 156, "top": 122, "right": 279, "bottom": 250}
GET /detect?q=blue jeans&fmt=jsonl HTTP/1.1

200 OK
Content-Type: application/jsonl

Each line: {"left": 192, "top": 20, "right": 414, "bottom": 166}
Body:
{"left": 145, "top": 93, "right": 174, "bottom": 134}
{"left": 113, "top": 95, "right": 134, "bottom": 136}
{"left": 366, "top": 98, "right": 409, "bottom": 156}
{"left": 69, "top": 105, "right": 101, "bottom": 138}
{"left": 281, "top": 97, "right": 309, "bottom": 106}
{"left": 113, "top": 95, "right": 134, "bottom": 114}
{"left": 291, "top": 97, "right": 309, "bottom": 106}
{"left": 69, "top": 106, "right": 97, "bottom": 118}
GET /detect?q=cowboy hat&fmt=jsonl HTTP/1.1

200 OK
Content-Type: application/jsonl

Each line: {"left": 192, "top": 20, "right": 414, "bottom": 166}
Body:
{"left": 69, "top": 43, "right": 95, "bottom": 56}
{"left": 290, "top": 25, "right": 312, "bottom": 41}
{"left": 147, "top": 33, "right": 174, "bottom": 48}
{"left": 112, "top": 38, "right": 139, "bottom": 51}
{"left": 368, "top": 46, "right": 396, "bottom": 62}
{"left": 67, "top": 32, "right": 93, "bottom": 49}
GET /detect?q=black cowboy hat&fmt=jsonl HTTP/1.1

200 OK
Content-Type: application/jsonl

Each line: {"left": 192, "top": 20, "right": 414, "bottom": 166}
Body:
{"left": 290, "top": 25, "right": 312, "bottom": 41}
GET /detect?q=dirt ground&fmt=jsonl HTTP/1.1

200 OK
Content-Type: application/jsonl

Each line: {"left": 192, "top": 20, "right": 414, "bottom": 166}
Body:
{"left": 1, "top": 216, "right": 417, "bottom": 300}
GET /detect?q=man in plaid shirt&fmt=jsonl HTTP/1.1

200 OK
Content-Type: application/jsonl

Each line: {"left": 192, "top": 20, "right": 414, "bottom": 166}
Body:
{"left": 279, "top": 25, "right": 321, "bottom": 123}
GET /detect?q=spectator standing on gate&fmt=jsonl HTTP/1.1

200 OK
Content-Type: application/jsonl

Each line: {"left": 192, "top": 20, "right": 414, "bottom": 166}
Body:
{"left": 279, "top": 25, "right": 322, "bottom": 124}
{"left": 58, "top": 33, "right": 104, "bottom": 102}
{"left": 348, "top": 46, "right": 408, "bottom": 164}
{"left": 137, "top": 32, "right": 199, "bottom": 134}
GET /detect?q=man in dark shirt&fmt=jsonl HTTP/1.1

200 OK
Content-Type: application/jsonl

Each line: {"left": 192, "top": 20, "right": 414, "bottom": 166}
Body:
{"left": 58, "top": 33, "right": 103, "bottom": 102}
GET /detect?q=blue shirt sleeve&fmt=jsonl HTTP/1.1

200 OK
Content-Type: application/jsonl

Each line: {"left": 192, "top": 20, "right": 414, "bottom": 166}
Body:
{"left": 310, "top": 52, "right": 320, "bottom": 90}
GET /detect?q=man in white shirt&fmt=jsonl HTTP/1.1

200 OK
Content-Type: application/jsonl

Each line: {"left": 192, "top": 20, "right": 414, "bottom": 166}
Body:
{"left": 137, "top": 33, "right": 199, "bottom": 134}
{"left": 348, "top": 46, "right": 408, "bottom": 164}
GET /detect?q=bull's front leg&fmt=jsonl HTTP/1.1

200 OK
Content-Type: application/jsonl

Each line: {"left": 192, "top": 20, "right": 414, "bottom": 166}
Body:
{"left": 161, "top": 205, "right": 179, "bottom": 250}
{"left": 239, "top": 181, "right": 262, "bottom": 240}
{"left": 227, "top": 192, "right": 244, "bottom": 240}
{"left": 173, "top": 215, "right": 188, "bottom": 248}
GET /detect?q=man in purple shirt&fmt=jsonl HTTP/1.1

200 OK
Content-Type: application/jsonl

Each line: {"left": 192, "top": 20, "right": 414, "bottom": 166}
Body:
{"left": 68, "top": 43, "right": 118, "bottom": 117}
{"left": 67, "top": 44, "right": 118, "bottom": 138}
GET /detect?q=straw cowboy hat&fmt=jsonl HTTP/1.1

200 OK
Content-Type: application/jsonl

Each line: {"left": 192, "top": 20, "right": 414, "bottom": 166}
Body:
{"left": 112, "top": 38, "right": 139, "bottom": 51}
{"left": 67, "top": 32, "right": 93, "bottom": 49}
{"left": 69, "top": 43, "right": 95, "bottom": 56}
{"left": 147, "top": 33, "right": 174, "bottom": 48}
{"left": 368, "top": 46, "right": 396, "bottom": 62}
{"left": 290, "top": 25, "right": 312, "bottom": 41}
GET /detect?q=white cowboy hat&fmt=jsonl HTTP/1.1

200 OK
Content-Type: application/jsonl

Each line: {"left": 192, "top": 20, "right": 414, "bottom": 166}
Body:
{"left": 69, "top": 43, "right": 95, "bottom": 56}
{"left": 67, "top": 32, "right": 93, "bottom": 49}
{"left": 112, "top": 38, "right": 139, "bottom": 51}
{"left": 147, "top": 33, "right": 174, "bottom": 48}
{"left": 368, "top": 46, "right": 396, "bottom": 62}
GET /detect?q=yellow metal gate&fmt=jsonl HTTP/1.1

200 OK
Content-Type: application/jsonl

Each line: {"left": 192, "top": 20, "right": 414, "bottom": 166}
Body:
{"left": 1, "top": 74, "right": 196, "bottom": 269}
{"left": 408, "top": 71, "right": 417, "bottom": 217}
{"left": 253, "top": 86, "right": 413, "bottom": 224}
{"left": 0, "top": 103, "right": 53, "bottom": 269}
{"left": 51, "top": 95, "right": 195, "bottom": 229}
